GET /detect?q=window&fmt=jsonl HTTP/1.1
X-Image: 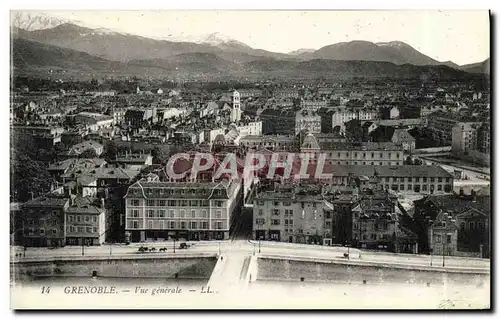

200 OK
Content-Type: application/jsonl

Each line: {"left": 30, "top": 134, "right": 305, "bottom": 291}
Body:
{"left": 93, "top": 227, "right": 97, "bottom": 233}
{"left": 180, "top": 221, "right": 186, "bottom": 229}
{"left": 400, "top": 184, "right": 405, "bottom": 190}
{"left": 274, "top": 201, "right": 280, "bottom": 206}
{"left": 40, "top": 228, "right": 45, "bottom": 235}
{"left": 169, "top": 221, "right": 176, "bottom": 229}
{"left": 180, "top": 210, "right": 185, "bottom": 218}
{"left": 415, "top": 177, "right": 420, "bottom": 182}
{"left": 393, "top": 177, "right": 398, "bottom": 182}
{"left": 131, "top": 199, "right": 140, "bottom": 206}
{"left": 423, "top": 177, "right": 427, "bottom": 182}
{"left": 168, "top": 200, "right": 176, "bottom": 206}
{"left": 385, "top": 177, "right": 390, "bottom": 182}
{"left": 446, "top": 234, "right": 452, "bottom": 244}
{"left": 169, "top": 210, "right": 175, "bottom": 218}
{"left": 92, "top": 216, "right": 97, "bottom": 223}
{"left": 190, "top": 221, "right": 197, "bottom": 229}
{"left": 435, "top": 235, "right": 441, "bottom": 243}
{"left": 191, "top": 210, "right": 196, "bottom": 218}
{"left": 215, "top": 210, "right": 222, "bottom": 219}
{"left": 414, "top": 185, "right": 420, "bottom": 192}
{"left": 202, "top": 222, "right": 208, "bottom": 229}
{"left": 285, "top": 220, "right": 289, "bottom": 225}
{"left": 132, "top": 210, "right": 139, "bottom": 218}
{"left": 371, "top": 152, "right": 374, "bottom": 158}
{"left": 289, "top": 220, "right": 293, "bottom": 225}
{"left": 86, "top": 227, "right": 92, "bottom": 233}
{"left": 438, "top": 177, "right": 443, "bottom": 182}
{"left": 159, "top": 221, "right": 164, "bottom": 229}
{"left": 216, "top": 222, "right": 223, "bottom": 230}
{"left": 180, "top": 200, "right": 188, "bottom": 207}
{"left": 69, "top": 226, "right": 75, "bottom": 232}
{"left": 68, "top": 215, "right": 74, "bottom": 222}
{"left": 159, "top": 200, "right": 166, "bottom": 206}
{"left": 258, "top": 209, "right": 263, "bottom": 216}
{"left": 201, "top": 210, "right": 208, "bottom": 218}
{"left": 422, "top": 185, "right": 428, "bottom": 191}
{"left": 147, "top": 200, "right": 155, "bottom": 206}
{"left": 469, "top": 222, "right": 475, "bottom": 230}
{"left": 85, "top": 216, "right": 90, "bottom": 222}
{"left": 147, "top": 210, "right": 154, "bottom": 218}
{"left": 215, "top": 201, "right": 223, "bottom": 207}
{"left": 77, "top": 216, "right": 82, "bottom": 223}
{"left": 408, "top": 177, "right": 412, "bottom": 182}
{"left": 283, "top": 201, "right": 291, "bottom": 206}
{"left": 256, "top": 218, "right": 265, "bottom": 225}
{"left": 273, "top": 209, "right": 280, "bottom": 216}
{"left": 190, "top": 200, "right": 198, "bottom": 207}
{"left": 460, "top": 222, "right": 465, "bottom": 231}
{"left": 272, "top": 219, "right": 280, "bottom": 225}
{"left": 158, "top": 210, "right": 165, "bottom": 218}
{"left": 148, "top": 220, "right": 153, "bottom": 229}
{"left": 430, "top": 177, "right": 435, "bottom": 182}
{"left": 437, "top": 185, "right": 442, "bottom": 191}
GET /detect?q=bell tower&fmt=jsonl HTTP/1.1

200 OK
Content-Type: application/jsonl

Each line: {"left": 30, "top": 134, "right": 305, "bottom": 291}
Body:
{"left": 231, "top": 90, "right": 241, "bottom": 123}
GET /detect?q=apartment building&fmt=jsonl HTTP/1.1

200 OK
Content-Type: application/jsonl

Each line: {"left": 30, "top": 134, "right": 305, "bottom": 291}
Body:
{"left": 252, "top": 185, "right": 333, "bottom": 245}
{"left": 295, "top": 109, "right": 322, "bottom": 135}
{"left": 65, "top": 197, "right": 107, "bottom": 246}
{"left": 19, "top": 195, "right": 69, "bottom": 247}
{"left": 240, "top": 135, "right": 295, "bottom": 151}
{"left": 451, "top": 122, "right": 482, "bottom": 155}
{"left": 426, "top": 111, "right": 459, "bottom": 145}
{"left": 124, "top": 179, "right": 242, "bottom": 242}
{"left": 352, "top": 194, "right": 418, "bottom": 252}
{"left": 300, "top": 134, "right": 404, "bottom": 166}
{"left": 332, "top": 109, "right": 378, "bottom": 133}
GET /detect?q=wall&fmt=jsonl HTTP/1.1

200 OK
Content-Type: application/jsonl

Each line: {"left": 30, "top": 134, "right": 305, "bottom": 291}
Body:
{"left": 12, "top": 255, "right": 217, "bottom": 282}
{"left": 256, "top": 257, "right": 489, "bottom": 285}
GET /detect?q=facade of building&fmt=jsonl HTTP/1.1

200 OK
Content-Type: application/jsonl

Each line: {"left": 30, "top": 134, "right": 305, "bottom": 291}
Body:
{"left": 295, "top": 110, "right": 322, "bottom": 135}
{"left": 65, "top": 197, "right": 107, "bottom": 246}
{"left": 124, "top": 179, "right": 242, "bottom": 242}
{"left": 451, "top": 122, "right": 482, "bottom": 155}
{"left": 252, "top": 185, "right": 333, "bottom": 245}
{"left": 477, "top": 122, "right": 491, "bottom": 154}
{"left": 414, "top": 194, "right": 490, "bottom": 258}
{"left": 427, "top": 112, "right": 459, "bottom": 145}
{"left": 352, "top": 194, "right": 416, "bottom": 252}
{"left": 240, "top": 135, "right": 295, "bottom": 151}
{"left": 300, "top": 134, "right": 404, "bottom": 166}
{"left": 332, "top": 109, "right": 378, "bottom": 133}
{"left": 19, "top": 195, "right": 70, "bottom": 247}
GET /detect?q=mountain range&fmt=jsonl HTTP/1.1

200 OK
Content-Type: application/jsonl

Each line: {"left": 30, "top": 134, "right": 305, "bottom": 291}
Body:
{"left": 10, "top": 13, "right": 490, "bottom": 79}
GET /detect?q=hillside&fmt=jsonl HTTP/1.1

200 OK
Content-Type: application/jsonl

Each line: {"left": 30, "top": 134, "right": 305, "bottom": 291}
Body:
{"left": 12, "top": 38, "right": 476, "bottom": 80}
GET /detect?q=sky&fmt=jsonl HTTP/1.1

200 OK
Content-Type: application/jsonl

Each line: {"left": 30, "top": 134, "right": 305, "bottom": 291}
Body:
{"left": 30, "top": 10, "right": 491, "bottom": 65}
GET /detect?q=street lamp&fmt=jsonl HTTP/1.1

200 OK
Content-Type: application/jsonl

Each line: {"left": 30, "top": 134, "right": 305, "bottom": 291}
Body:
{"left": 82, "top": 237, "right": 85, "bottom": 256}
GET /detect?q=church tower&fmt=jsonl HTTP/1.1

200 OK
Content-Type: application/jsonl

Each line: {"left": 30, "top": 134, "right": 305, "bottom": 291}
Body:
{"left": 231, "top": 90, "right": 241, "bottom": 123}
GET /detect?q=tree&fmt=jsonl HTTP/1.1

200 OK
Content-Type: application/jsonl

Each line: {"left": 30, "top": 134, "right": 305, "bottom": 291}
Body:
{"left": 102, "top": 141, "right": 117, "bottom": 162}
{"left": 10, "top": 148, "right": 55, "bottom": 202}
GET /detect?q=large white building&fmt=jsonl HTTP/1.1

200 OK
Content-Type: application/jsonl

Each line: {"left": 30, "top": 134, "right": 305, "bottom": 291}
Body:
{"left": 124, "top": 178, "right": 242, "bottom": 242}
{"left": 332, "top": 109, "right": 378, "bottom": 133}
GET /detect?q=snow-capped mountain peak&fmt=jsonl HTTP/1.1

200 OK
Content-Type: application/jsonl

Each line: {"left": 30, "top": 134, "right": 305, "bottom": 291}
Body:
{"left": 11, "top": 11, "right": 75, "bottom": 31}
